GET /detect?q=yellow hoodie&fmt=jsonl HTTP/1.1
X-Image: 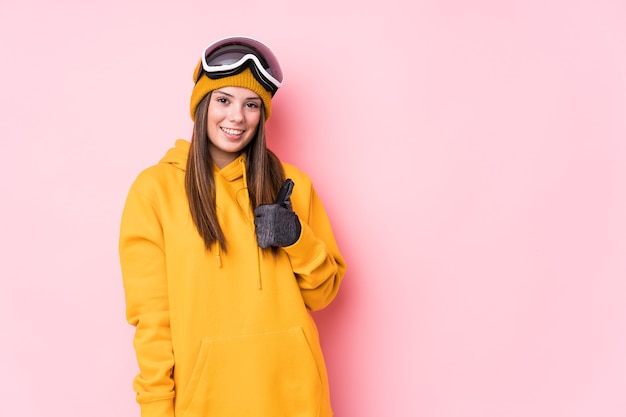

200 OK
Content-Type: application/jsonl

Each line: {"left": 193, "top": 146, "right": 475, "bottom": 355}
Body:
{"left": 119, "top": 139, "right": 346, "bottom": 417}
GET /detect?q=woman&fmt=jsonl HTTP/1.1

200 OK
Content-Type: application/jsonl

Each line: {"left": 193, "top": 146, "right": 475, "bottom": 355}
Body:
{"left": 119, "top": 36, "right": 346, "bottom": 417}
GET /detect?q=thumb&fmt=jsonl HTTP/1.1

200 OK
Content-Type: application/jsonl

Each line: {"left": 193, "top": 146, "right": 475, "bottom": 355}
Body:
{"left": 275, "top": 178, "right": 294, "bottom": 207}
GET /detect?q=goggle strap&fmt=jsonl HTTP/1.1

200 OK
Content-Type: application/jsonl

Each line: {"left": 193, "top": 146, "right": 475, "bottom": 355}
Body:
{"left": 202, "top": 53, "right": 282, "bottom": 88}
{"left": 198, "top": 60, "right": 278, "bottom": 95}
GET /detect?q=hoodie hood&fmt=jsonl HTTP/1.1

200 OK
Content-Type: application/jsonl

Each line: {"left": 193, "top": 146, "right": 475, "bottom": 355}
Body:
{"left": 159, "top": 139, "right": 246, "bottom": 184}
{"left": 160, "top": 139, "right": 190, "bottom": 172}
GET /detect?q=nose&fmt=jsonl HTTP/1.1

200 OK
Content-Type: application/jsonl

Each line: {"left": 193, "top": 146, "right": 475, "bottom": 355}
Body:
{"left": 228, "top": 105, "right": 244, "bottom": 122}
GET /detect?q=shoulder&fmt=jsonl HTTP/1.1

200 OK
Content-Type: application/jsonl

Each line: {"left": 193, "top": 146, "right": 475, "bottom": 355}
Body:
{"left": 131, "top": 164, "right": 168, "bottom": 189}
{"left": 127, "top": 160, "right": 183, "bottom": 202}
{"left": 282, "top": 162, "right": 313, "bottom": 188}
{"left": 281, "top": 163, "right": 317, "bottom": 217}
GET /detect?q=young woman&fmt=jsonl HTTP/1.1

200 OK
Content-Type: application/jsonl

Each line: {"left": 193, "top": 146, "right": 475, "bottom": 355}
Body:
{"left": 119, "top": 36, "right": 346, "bottom": 417}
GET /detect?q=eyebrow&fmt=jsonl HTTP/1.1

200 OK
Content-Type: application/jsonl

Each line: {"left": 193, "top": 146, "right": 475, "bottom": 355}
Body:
{"left": 214, "top": 89, "right": 261, "bottom": 101}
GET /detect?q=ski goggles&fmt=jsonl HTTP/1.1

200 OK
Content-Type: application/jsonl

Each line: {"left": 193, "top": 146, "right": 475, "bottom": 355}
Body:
{"left": 196, "top": 36, "right": 284, "bottom": 95}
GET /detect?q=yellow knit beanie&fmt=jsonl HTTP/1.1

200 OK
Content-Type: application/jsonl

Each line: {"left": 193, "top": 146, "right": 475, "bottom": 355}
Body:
{"left": 190, "top": 60, "right": 273, "bottom": 121}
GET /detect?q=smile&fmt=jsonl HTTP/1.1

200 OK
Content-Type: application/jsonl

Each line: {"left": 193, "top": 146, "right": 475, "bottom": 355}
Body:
{"left": 221, "top": 127, "right": 244, "bottom": 136}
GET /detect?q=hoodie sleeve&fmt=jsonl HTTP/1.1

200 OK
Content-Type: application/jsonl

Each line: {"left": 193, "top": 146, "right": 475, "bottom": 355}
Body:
{"left": 119, "top": 178, "right": 175, "bottom": 417}
{"left": 283, "top": 179, "right": 347, "bottom": 311}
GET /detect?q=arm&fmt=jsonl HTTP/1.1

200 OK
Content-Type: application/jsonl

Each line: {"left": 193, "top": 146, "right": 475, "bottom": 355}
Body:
{"left": 119, "top": 184, "right": 175, "bottom": 417}
{"left": 283, "top": 182, "right": 347, "bottom": 311}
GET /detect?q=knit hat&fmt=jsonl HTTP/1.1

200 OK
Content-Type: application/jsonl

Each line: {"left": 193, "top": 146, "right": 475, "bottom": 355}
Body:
{"left": 190, "top": 60, "right": 273, "bottom": 121}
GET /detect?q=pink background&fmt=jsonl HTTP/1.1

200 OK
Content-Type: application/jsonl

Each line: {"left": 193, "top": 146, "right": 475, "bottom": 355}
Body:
{"left": 1, "top": 0, "right": 625, "bottom": 416}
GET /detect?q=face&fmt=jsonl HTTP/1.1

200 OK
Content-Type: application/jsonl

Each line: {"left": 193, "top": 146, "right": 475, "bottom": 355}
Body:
{"left": 206, "top": 86, "right": 262, "bottom": 169}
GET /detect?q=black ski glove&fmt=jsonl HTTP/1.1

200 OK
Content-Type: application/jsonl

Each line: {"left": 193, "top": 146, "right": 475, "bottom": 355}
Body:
{"left": 254, "top": 179, "right": 302, "bottom": 248}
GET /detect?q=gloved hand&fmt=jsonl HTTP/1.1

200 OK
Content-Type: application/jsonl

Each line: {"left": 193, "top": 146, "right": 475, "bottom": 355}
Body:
{"left": 254, "top": 179, "right": 302, "bottom": 248}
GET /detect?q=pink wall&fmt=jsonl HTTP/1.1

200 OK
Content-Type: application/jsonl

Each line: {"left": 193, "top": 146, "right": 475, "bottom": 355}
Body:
{"left": 1, "top": 0, "right": 625, "bottom": 416}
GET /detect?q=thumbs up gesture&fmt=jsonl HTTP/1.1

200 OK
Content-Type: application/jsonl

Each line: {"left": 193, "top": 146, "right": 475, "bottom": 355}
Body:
{"left": 254, "top": 179, "right": 302, "bottom": 248}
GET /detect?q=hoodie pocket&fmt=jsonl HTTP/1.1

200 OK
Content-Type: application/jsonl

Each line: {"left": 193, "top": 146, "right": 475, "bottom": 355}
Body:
{"left": 177, "top": 326, "right": 322, "bottom": 417}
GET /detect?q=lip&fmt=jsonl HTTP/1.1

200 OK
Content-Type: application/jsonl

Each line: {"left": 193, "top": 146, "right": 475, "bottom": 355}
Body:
{"left": 220, "top": 126, "right": 245, "bottom": 138}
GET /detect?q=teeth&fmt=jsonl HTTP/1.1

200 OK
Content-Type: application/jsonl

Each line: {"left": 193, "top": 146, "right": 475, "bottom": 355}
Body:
{"left": 222, "top": 127, "right": 243, "bottom": 135}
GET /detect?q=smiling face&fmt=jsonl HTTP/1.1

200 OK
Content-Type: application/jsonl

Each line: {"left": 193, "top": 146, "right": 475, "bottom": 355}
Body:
{"left": 206, "top": 86, "right": 262, "bottom": 168}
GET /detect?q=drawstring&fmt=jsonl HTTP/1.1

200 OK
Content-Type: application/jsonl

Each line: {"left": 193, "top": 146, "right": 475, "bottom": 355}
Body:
{"left": 240, "top": 157, "right": 263, "bottom": 290}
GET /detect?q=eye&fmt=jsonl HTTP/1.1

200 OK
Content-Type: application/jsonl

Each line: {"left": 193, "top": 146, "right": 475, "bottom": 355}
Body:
{"left": 245, "top": 101, "right": 260, "bottom": 109}
{"left": 216, "top": 96, "right": 229, "bottom": 104}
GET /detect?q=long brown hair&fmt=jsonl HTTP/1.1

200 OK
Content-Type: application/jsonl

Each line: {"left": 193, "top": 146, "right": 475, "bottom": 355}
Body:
{"left": 185, "top": 93, "right": 285, "bottom": 251}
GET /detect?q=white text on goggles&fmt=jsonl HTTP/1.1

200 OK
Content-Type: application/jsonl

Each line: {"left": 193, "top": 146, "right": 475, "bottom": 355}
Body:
{"left": 199, "top": 44, "right": 283, "bottom": 95}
